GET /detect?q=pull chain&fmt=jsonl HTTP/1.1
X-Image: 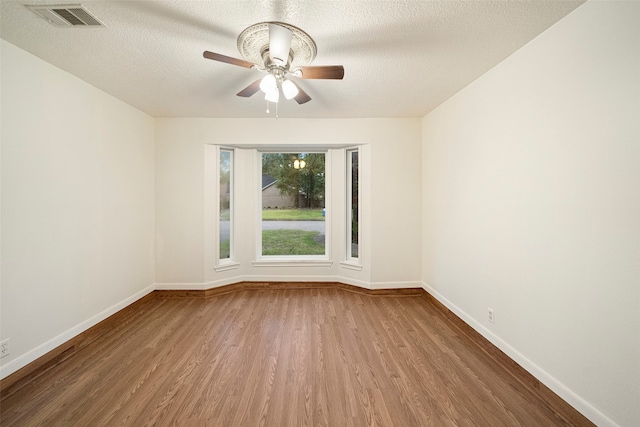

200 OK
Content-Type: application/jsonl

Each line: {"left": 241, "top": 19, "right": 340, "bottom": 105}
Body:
{"left": 265, "top": 100, "right": 278, "bottom": 119}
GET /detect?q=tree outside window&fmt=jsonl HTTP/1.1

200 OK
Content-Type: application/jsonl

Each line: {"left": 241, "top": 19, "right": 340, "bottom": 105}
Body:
{"left": 261, "top": 152, "right": 326, "bottom": 256}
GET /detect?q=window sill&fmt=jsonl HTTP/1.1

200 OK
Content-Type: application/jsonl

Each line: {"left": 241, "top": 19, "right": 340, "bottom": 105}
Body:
{"left": 214, "top": 262, "right": 240, "bottom": 272}
{"left": 340, "top": 261, "right": 363, "bottom": 271}
{"left": 252, "top": 259, "right": 333, "bottom": 268}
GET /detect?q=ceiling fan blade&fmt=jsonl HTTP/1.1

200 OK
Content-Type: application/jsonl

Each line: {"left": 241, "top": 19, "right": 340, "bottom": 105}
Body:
{"left": 236, "top": 79, "right": 262, "bottom": 97}
{"left": 203, "top": 51, "right": 255, "bottom": 69}
{"left": 295, "top": 65, "right": 345, "bottom": 80}
{"left": 269, "top": 23, "right": 293, "bottom": 66}
{"left": 293, "top": 83, "right": 312, "bottom": 104}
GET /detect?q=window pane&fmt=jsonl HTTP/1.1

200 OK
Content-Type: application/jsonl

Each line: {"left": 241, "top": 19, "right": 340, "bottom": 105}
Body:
{"left": 220, "top": 150, "right": 231, "bottom": 260}
{"left": 350, "top": 150, "right": 359, "bottom": 258}
{"left": 261, "top": 152, "right": 326, "bottom": 256}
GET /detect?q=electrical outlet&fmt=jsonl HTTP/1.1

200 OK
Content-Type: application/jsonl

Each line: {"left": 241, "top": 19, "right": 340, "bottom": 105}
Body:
{"left": 488, "top": 308, "right": 495, "bottom": 324}
{"left": 0, "top": 339, "right": 9, "bottom": 358}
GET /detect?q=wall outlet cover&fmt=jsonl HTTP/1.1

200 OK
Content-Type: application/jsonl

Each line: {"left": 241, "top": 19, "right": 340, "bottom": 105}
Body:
{"left": 0, "top": 339, "right": 10, "bottom": 358}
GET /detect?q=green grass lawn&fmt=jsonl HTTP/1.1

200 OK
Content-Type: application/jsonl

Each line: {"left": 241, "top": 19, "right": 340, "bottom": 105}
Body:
{"left": 220, "top": 239, "right": 230, "bottom": 259}
{"left": 262, "top": 229, "right": 325, "bottom": 255}
{"left": 262, "top": 209, "right": 324, "bottom": 221}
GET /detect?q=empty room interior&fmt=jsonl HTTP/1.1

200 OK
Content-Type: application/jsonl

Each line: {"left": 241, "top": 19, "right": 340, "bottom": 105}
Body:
{"left": 1, "top": 0, "right": 638, "bottom": 426}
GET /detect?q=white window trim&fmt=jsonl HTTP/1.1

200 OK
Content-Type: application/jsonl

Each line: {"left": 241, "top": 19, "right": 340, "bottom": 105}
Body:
{"left": 339, "top": 260, "right": 363, "bottom": 271}
{"left": 214, "top": 146, "right": 239, "bottom": 271}
{"left": 344, "top": 146, "right": 361, "bottom": 266}
{"left": 252, "top": 260, "right": 333, "bottom": 268}
{"left": 214, "top": 261, "right": 240, "bottom": 272}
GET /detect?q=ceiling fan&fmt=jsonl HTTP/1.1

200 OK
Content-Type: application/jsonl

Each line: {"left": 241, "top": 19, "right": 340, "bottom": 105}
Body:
{"left": 203, "top": 22, "right": 344, "bottom": 106}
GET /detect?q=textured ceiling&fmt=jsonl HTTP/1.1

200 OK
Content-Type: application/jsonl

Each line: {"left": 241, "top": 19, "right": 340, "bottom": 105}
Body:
{"left": 0, "top": 0, "right": 585, "bottom": 118}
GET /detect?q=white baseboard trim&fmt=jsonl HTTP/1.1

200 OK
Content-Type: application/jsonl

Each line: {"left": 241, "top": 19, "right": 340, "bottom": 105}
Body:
{"left": 421, "top": 282, "right": 617, "bottom": 427}
{"left": 154, "top": 282, "right": 214, "bottom": 290}
{"left": 229, "top": 274, "right": 340, "bottom": 285}
{"left": 0, "top": 284, "right": 156, "bottom": 380}
{"left": 334, "top": 276, "right": 372, "bottom": 289}
{"left": 370, "top": 280, "right": 423, "bottom": 290}
{"left": 155, "top": 276, "right": 422, "bottom": 292}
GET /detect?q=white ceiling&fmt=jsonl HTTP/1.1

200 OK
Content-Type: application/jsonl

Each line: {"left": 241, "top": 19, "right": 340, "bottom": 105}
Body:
{"left": 0, "top": 0, "right": 584, "bottom": 118}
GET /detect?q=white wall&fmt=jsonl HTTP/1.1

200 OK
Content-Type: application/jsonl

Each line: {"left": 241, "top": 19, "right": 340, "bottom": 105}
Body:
{"left": 155, "top": 118, "right": 422, "bottom": 289}
{"left": 0, "top": 40, "right": 155, "bottom": 378}
{"left": 421, "top": 2, "right": 640, "bottom": 426}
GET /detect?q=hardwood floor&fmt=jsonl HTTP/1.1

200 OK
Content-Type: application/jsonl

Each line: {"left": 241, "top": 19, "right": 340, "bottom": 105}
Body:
{"left": 0, "top": 286, "right": 593, "bottom": 426}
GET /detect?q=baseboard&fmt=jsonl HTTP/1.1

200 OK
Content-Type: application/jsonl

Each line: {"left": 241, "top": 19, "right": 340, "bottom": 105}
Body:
{"left": 154, "top": 281, "right": 216, "bottom": 290}
{"left": 155, "top": 281, "right": 426, "bottom": 299}
{"left": 155, "top": 276, "right": 422, "bottom": 292}
{"left": 0, "top": 284, "right": 155, "bottom": 386}
{"left": 421, "top": 282, "right": 616, "bottom": 427}
{"left": 155, "top": 275, "right": 341, "bottom": 291}
{"left": 369, "top": 280, "right": 423, "bottom": 289}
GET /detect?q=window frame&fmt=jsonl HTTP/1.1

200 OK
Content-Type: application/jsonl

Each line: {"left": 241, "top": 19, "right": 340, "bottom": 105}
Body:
{"left": 214, "top": 146, "right": 238, "bottom": 271}
{"left": 254, "top": 148, "right": 332, "bottom": 265}
{"left": 346, "top": 147, "right": 360, "bottom": 263}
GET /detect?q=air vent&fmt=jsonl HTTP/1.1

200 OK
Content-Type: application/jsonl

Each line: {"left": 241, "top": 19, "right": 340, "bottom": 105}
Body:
{"left": 27, "top": 4, "right": 104, "bottom": 27}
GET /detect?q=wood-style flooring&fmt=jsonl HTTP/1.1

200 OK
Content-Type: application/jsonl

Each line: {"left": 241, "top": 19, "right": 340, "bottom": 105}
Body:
{"left": 0, "top": 286, "right": 593, "bottom": 426}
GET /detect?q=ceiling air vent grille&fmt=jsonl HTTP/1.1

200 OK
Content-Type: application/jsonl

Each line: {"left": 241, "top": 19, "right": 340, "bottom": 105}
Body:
{"left": 27, "top": 4, "right": 105, "bottom": 27}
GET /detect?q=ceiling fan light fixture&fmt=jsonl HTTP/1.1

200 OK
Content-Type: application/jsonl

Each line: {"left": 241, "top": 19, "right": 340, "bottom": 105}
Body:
{"left": 281, "top": 79, "right": 299, "bottom": 100}
{"left": 265, "top": 89, "right": 280, "bottom": 103}
{"left": 259, "top": 74, "right": 277, "bottom": 94}
{"left": 204, "top": 21, "right": 343, "bottom": 110}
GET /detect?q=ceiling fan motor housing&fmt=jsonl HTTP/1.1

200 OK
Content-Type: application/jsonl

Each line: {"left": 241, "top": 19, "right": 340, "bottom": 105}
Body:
{"left": 261, "top": 49, "right": 292, "bottom": 74}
